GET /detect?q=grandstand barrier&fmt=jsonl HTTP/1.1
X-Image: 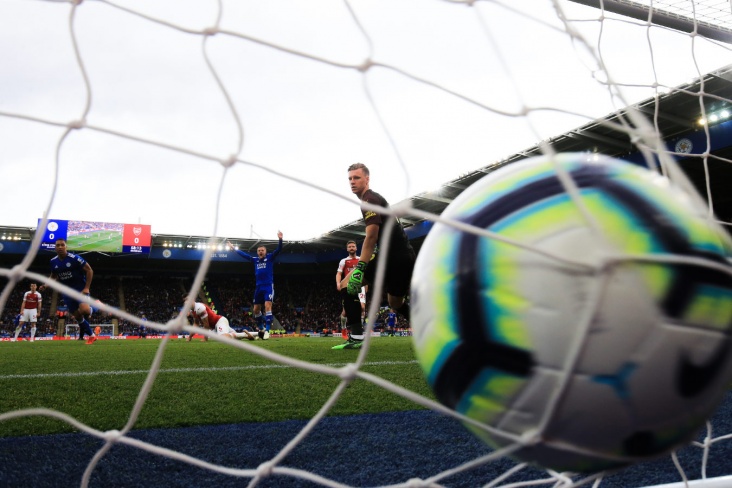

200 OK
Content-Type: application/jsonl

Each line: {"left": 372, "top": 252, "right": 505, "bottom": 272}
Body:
{"left": 0, "top": 331, "right": 415, "bottom": 341}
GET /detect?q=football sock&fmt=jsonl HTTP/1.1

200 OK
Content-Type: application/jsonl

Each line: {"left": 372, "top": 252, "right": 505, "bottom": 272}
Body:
{"left": 14, "top": 327, "right": 21, "bottom": 340}
{"left": 31, "top": 327, "right": 36, "bottom": 339}
{"left": 265, "top": 312, "right": 273, "bottom": 331}
{"left": 340, "top": 289, "right": 364, "bottom": 341}
{"left": 80, "top": 319, "right": 94, "bottom": 337}
{"left": 254, "top": 312, "right": 263, "bottom": 330}
{"left": 349, "top": 321, "right": 364, "bottom": 341}
{"left": 340, "top": 315, "right": 347, "bottom": 328}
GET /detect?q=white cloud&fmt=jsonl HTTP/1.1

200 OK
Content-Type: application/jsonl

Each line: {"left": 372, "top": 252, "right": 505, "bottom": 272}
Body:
{"left": 1, "top": 0, "right": 728, "bottom": 240}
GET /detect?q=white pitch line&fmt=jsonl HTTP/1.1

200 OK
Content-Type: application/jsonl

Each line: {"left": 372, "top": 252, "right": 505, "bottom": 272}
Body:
{"left": 0, "top": 360, "right": 418, "bottom": 380}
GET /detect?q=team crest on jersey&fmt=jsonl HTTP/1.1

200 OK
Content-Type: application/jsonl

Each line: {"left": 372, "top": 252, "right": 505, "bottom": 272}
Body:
{"left": 66, "top": 262, "right": 71, "bottom": 267}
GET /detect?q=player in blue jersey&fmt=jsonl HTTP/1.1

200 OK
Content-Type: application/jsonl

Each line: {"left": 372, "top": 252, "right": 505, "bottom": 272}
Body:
{"left": 386, "top": 310, "right": 397, "bottom": 337}
{"left": 11, "top": 313, "right": 21, "bottom": 341}
{"left": 226, "top": 231, "right": 283, "bottom": 340}
{"left": 39, "top": 238, "right": 98, "bottom": 345}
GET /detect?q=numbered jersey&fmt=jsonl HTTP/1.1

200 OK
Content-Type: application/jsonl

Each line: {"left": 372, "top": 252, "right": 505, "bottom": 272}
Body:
{"left": 193, "top": 302, "right": 222, "bottom": 327}
{"left": 360, "top": 189, "right": 414, "bottom": 258}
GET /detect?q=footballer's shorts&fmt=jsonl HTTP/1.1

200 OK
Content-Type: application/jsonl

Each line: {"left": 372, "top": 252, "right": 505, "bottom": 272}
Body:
{"left": 214, "top": 317, "right": 235, "bottom": 335}
{"left": 363, "top": 250, "right": 416, "bottom": 298}
{"left": 253, "top": 284, "right": 275, "bottom": 305}
{"left": 20, "top": 309, "right": 38, "bottom": 323}
{"left": 61, "top": 291, "right": 89, "bottom": 314}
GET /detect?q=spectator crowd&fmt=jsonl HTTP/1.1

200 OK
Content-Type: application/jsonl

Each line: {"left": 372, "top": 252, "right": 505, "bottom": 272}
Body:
{"left": 0, "top": 273, "right": 409, "bottom": 338}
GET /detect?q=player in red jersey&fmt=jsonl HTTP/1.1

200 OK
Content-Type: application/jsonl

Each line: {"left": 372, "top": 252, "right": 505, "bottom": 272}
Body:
{"left": 14, "top": 283, "right": 42, "bottom": 342}
{"left": 184, "top": 296, "right": 256, "bottom": 342}
{"left": 335, "top": 240, "right": 366, "bottom": 332}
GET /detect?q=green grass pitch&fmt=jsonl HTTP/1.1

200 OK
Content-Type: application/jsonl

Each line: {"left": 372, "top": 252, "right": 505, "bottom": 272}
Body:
{"left": 66, "top": 231, "right": 123, "bottom": 253}
{"left": 0, "top": 336, "right": 432, "bottom": 438}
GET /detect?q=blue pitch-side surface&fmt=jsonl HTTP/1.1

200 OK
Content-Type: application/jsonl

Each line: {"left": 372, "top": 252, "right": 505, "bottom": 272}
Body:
{"left": 2, "top": 397, "right": 732, "bottom": 487}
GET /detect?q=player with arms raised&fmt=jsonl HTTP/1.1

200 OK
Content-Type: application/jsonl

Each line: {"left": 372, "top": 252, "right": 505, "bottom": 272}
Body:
{"left": 227, "top": 231, "right": 283, "bottom": 340}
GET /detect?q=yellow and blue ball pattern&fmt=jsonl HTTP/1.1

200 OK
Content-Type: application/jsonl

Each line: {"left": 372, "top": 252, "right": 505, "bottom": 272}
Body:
{"left": 410, "top": 153, "right": 732, "bottom": 472}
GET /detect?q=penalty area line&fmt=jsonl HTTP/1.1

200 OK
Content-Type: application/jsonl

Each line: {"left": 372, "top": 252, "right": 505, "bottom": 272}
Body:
{"left": 0, "top": 360, "right": 418, "bottom": 380}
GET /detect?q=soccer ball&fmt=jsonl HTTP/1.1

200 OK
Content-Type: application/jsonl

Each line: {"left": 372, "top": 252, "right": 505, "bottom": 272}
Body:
{"left": 410, "top": 153, "right": 732, "bottom": 473}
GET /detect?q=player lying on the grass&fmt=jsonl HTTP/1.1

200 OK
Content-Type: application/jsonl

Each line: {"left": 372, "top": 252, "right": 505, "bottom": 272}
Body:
{"left": 183, "top": 295, "right": 256, "bottom": 342}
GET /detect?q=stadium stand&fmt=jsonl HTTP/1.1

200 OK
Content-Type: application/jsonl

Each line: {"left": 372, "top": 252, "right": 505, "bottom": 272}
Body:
{"left": 1, "top": 268, "right": 409, "bottom": 339}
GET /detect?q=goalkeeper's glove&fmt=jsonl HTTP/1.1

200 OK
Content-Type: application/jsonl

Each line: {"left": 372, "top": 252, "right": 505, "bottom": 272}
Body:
{"left": 347, "top": 261, "right": 367, "bottom": 295}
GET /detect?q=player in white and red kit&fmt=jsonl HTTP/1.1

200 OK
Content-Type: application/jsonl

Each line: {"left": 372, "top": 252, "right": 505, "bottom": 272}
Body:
{"left": 14, "top": 283, "right": 42, "bottom": 342}
{"left": 184, "top": 297, "right": 256, "bottom": 342}
{"left": 335, "top": 241, "right": 366, "bottom": 332}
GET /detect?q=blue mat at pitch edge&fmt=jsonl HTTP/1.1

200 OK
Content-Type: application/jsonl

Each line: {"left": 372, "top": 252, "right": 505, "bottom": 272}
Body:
{"left": 1, "top": 404, "right": 732, "bottom": 488}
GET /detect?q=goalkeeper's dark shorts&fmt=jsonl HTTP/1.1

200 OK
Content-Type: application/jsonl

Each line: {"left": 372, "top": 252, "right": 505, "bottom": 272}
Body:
{"left": 364, "top": 249, "right": 416, "bottom": 298}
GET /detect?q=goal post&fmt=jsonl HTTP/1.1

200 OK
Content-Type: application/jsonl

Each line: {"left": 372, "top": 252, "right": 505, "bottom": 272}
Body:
{"left": 568, "top": 0, "right": 732, "bottom": 43}
{"left": 64, "top": 324, "right": 115, "bottom": 338}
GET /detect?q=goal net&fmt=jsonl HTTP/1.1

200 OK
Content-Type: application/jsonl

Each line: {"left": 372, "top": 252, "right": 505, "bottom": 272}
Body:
{"left": 1, "top": 0, "right": 731, "bottom": 487}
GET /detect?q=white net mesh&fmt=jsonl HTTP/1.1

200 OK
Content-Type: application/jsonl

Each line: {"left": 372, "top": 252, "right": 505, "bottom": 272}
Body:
{"left": 1, "top": 0, "right": 732, "bottom": 487}
{"left": 570, "top": 0, "right": 732, "bottom": 42}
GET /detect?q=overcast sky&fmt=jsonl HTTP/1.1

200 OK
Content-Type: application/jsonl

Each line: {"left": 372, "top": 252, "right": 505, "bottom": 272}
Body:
{"left": 1, "top": 0, "right": 729, "bottom": 241}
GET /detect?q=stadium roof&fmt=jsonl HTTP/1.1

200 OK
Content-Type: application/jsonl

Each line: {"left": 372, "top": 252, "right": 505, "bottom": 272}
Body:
{"left": 302, "top": 63, "right": 732, "bottom": 251}
{"left": 1, "top": 64, "right": 731, "bottom": 256}
{"left": 569, "top": 0, "right": 732, "bottom": 44}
